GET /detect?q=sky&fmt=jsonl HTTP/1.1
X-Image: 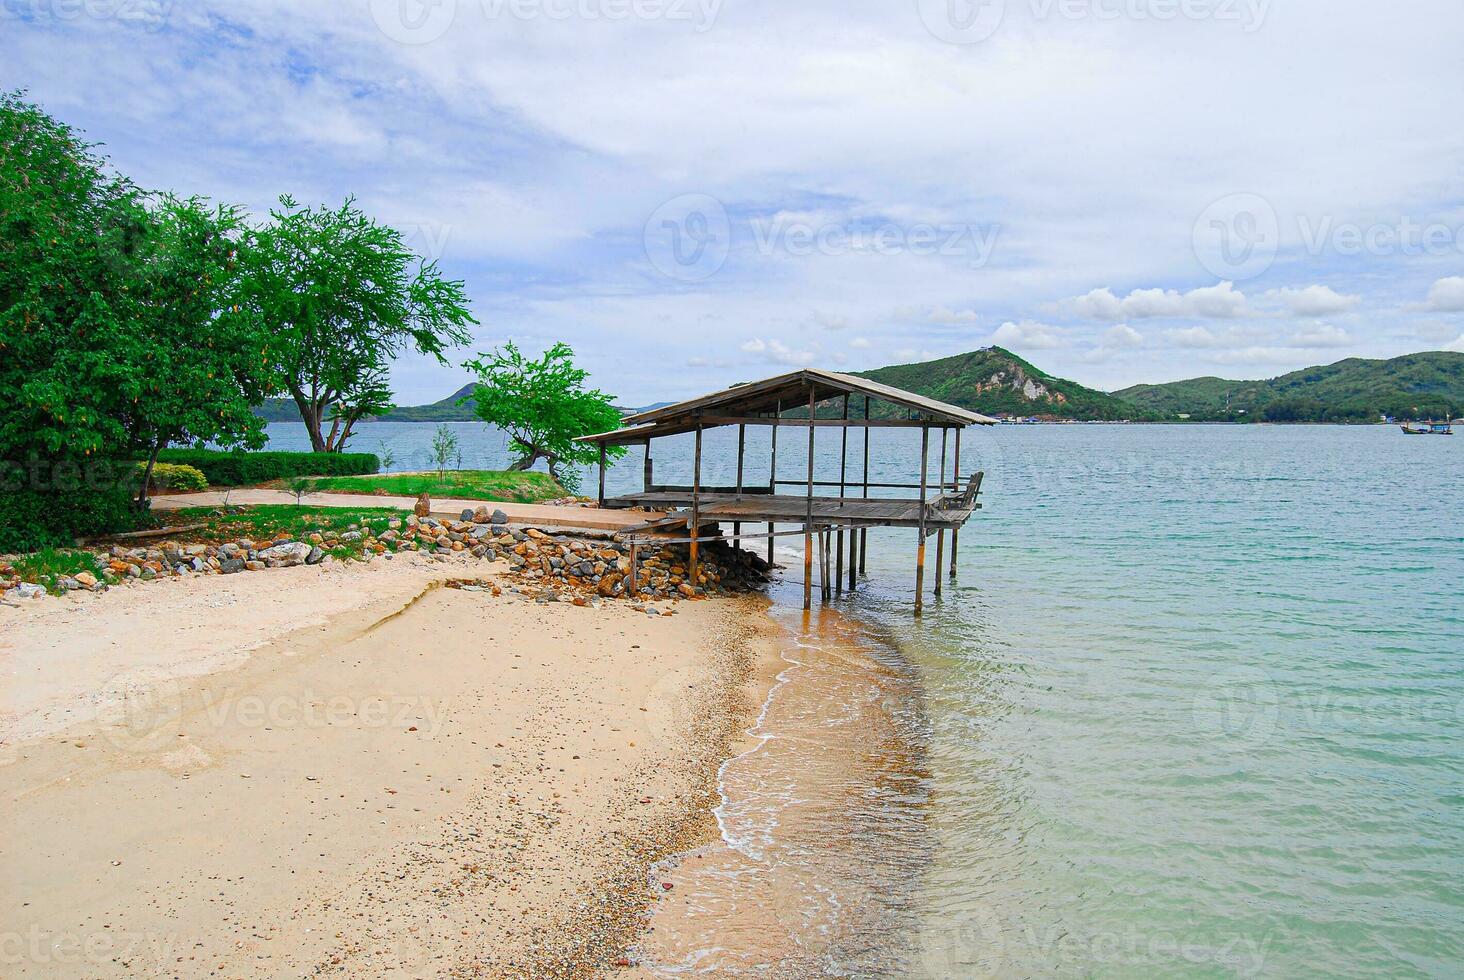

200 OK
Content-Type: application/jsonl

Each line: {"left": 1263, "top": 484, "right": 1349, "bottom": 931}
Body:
{"left": 5, "top": 0, "right": 1464, "bottom": 404}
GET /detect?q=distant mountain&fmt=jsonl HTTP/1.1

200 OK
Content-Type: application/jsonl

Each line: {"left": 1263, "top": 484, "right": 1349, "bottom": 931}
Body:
{"left": 856, "top": 347, "right": 1153, "bottom": 421}
{"left": 1115, "top": 351, "right": 1464, "bottom": 422}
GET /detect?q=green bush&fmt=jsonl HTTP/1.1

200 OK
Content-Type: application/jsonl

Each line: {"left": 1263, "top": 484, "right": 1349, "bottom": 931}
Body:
{"left": 0, "top": 459, "right": 147, "bottom": 552}
{"left": 141, "top": 462, "right": 209, "bottom": 492}
{"left": 154, "top": 449, "right": 379, "bottom": 486}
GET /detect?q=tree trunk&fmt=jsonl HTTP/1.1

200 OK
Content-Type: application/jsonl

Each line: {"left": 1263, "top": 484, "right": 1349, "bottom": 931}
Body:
{"left": 291, "top": 390, "right": 327, "bottom": 452}
{"left": 136, "top": 441, "right": 162, "bottom": 508}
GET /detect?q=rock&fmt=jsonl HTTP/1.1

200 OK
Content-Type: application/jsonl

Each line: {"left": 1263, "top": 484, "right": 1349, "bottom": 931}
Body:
{"left": 219, "top": 558, "right": 246, "bottom": 574}
{"left": 379, "top": 529, "right": 399, "bottom": 543}
{"left": 244, "top": 560, "right": 265, "bottom": 572}
{"left": 14, "top": 582, "right": 46, "bottom": 599}
{"left": 490, "top": 508, "right": 508, "bottom": 525}
{"left": 414, "top": 493, "right": 431, "bottom": 518}
{"left": 258, "top": 541, "right": 311, "bottom": 567}
{"left": 190, "top": 557, "right": 207, "bottom": 572}
{"left": 472, "top": 505, "right": 491, "bottom": 523}
{"left": 306, "top": 546, "right": 325, "bottom": 565}
{"left": 460, "top": 508, "right": 475, "bottom": 522}
{"left": 74, "top": 571, "right": 98, "bottom": 589}
{"left": 340, "top": 530, "right": 362, "bottom": 542}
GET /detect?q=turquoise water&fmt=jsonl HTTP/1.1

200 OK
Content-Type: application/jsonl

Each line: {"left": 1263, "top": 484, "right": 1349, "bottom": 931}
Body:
{"left": 267, "top": 422, "right": 1463, "bottom": 976}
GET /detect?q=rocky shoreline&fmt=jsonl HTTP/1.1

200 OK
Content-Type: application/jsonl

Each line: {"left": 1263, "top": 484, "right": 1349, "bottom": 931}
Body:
{"left": 1, "top": 507, "right": 774, "bottom": 607}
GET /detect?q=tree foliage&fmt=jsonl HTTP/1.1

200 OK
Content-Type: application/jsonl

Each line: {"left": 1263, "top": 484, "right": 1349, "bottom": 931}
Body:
{"left": 238, "top": 196, "right": 476, "bottom": 452}
{"left": 463, "top": 343, "right": 625, "bottom": 487}
{"left": 0, "top": 92, "right": 269, "bottom": 538}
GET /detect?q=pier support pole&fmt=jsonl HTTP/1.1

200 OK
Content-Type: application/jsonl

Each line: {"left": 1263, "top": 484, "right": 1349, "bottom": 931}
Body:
{"left": 770, "top": 402, "right": 780, "bottom": 568}
{"left": 597, "top": 444, "right": 607, "bottom": 507}
{"left": 804, "top": 390, "right": 816, "bottom": 611}
{"left": 860, "top": 395, "right": 870, "bottom": 576}
{"left": 689, "top": 423, "right": 702, "bottom": 587}
{"left": 915, "top": 425, "right": 929, "bottom": 615}
{"left": 836, "top": 395, "right": 848, "bottom": 594}
{"left": 733, "top": 423, "right": 744, "bottom": 548}
{"left": 950, "top": 427, "right": 961, "bottom": 579}
{"left": 934, "top": 428, "right": 946, "bottom": 599}
{"left": 627, "top": 541, "right": 638, "bottom": 597}
{"left": 848, "top": 524, "right": 858, "bottom": 590}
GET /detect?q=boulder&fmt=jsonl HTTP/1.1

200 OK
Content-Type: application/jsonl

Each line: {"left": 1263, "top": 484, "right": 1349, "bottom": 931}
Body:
{"left": 414, "top": 493, "right": 431, "bottom": 518}
{"left": 74, "top": 571, "right": 98, "bottom": 589}
{"left": 306, "top": 546, "right": 325, "bottom": 565}
{"left": 460, "top": 508, "right": 476, "bottom": 522}
{"left": 12, "top": 583, "right": 46, "bottom": 600}
{"left": 258, "top": 541, "right": 311, "bottom": 567}
{"left": 472, "top": 505, "right": 491, "bottom": 523}
{"left": 219, "top": 558, "right": 246, "bottom": 574}
{"left": 490, "top": 509, "right": 509, "bottom": 525}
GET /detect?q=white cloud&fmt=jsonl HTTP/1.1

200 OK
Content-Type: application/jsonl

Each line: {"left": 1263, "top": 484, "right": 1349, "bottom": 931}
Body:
{"left": 1444, "top": 334, "right": 1464, "bottom": 353}
{"left": 1165, "top": 326, "right": 1222, "bottom": 348}
{"left": 849, "top": 337, "right": 872, "bottom": 349}
{"left": 1422, "top": 276, "right": 1464, "bottom": 312}
{"left": 1071, "top": 281, "right": 1248, "bottom": 320}
{"left": 928, "top": 306, "right": 979, "bottom": 324}
{"left": 992, "top": 320, "right": 1063, "bottom": 350}
{"left": 1102, "top": 324, "right": 1144, "bottom": 348}
{"left": 893, "top": 348, "right": 938, "bottom": 362}
{"left": 741, "top": 337, "right": 817, "bottom": 366}
{"left": 1263, "top": 284, "right": 1361, "bottom": 316}
{"left": 1289, "top": 323, "right": 1354, "bottom": 348}
{"left": 813, "top": 310, "right": 850, "bottom": 330}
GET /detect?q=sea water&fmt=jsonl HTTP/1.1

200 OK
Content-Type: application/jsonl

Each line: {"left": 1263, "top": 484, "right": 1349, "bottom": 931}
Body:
{"left": 266, "top": 422, "right": 1463, "bottom": 977}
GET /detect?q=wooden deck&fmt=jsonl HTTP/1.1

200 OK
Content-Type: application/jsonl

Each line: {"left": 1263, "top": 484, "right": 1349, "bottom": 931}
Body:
{"left": 604, "top": 491, "right": 977, "bottom": 530}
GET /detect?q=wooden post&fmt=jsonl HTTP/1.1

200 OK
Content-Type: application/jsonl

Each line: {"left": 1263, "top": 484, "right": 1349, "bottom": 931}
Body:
{"left": 836, "top": 394, "right": 848, "bottom": 594}
{"left": 770, "top": 401, "right": 779, "bottom": 567}
{"left": 934, "top": 428, "right": 946, "bottom": 598}
{"left": 848, "top": 523, "right": 858, "bottom": 590}
{"left": 627, "top": 540, "right": 638, "bottom": 597}
{"left": 804, "top": 388, "right": 815, "bottom": 611}
{"left": 597, "top": 443, "right": 607, "bottom": 507}
{"left": 733, "top": 423, "right": 745, "bottom": 546}
{"left": 690, "top": 423, "right": 702, "bottom": 588}
{"left": 915, "top": 424, "right": 929, "bottom": 615}
{"left": 950, "top": 427, "right": 961, "bottom": 579}
{"left": 643, "top": 446, "right": 653, "bottom": 493}
{"left": 860, "top": 395, "right": 870, "bottom": 576}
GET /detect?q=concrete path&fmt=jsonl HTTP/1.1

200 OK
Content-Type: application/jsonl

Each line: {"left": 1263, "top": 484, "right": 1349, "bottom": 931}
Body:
{"left": 151, "top": 489, "right": 663, "bottom": 532}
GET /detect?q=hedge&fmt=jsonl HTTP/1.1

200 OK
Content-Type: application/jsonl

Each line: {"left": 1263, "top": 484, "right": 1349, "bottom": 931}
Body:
{"left": 154, "top": 449, "right": 380, "bottom": 486}
{"left": 0, "top": 459, "right": 146, "bottom": 552}
{"left": 143, "top": 462, "right": 209, "bottom": 492}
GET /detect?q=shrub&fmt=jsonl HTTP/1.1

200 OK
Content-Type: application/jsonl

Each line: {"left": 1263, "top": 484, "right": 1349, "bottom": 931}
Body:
{"left": 0, "top": 459, "right": 147, "bottom": 552}
{"left": 141, "top": 462, "right": 209, "bottom": 492}
{"left": 153, "top": 449, "right": 379, "bottom": 486}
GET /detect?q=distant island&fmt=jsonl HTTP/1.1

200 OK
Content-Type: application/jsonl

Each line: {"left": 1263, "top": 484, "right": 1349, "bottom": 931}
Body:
{"left": 256, "top": 348, "right": 1464, "bottom": 425}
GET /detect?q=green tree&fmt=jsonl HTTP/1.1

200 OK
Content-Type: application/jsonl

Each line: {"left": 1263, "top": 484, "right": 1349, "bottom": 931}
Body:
{"left": 238, "top": 196, "right": 476, "bottom": 452}
{"left": 429, "top": 424, "right": 458, "bottom": 478}
{"left": 463, "top": 342, "right": 625, "bottom": 488}
{"left": 0, "top": 93, "right": 270, "bottom": 541}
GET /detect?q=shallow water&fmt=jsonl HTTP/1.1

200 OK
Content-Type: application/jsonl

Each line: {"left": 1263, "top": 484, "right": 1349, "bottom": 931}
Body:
{"left": 266, "top": 422, "right": 1464, "bottom": 977}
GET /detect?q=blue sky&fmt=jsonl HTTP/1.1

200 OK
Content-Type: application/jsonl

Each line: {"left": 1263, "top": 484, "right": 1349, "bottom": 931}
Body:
{"left": 5, "top": 0, "right": 1463, "bottom": 404}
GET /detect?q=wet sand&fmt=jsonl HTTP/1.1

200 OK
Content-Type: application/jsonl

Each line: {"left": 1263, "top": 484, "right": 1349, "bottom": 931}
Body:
{"left": 0, "top": 555, "right": 781, "bottom": 977}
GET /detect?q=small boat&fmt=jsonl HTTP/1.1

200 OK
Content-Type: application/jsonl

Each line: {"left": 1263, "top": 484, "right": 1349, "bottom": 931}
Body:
{"left": 1400, "top": 420, "right": 1453, "bottom": 435}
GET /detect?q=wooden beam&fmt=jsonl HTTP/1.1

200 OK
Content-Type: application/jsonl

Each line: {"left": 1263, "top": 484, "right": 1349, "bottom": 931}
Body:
{"left": 804, "top": 389, "right": 815, "bottom": 610}
{"left": 689, "top": 415, "right": 929, "bottom": 428}
{"left": 689, "top": 424, "right": 703, "bottom": 588}
{"left": 915, "top": 425, "right": 929, "bottom": 615}
{"left": 860, "top": 395, "right": 870, "bottom": 576}
{"left": 769, "top": 400, "right": 779, "bottom": 567}
{"left": 597, "top": 443, "right": 607, "bottom": 507}
{"left": 950, "top": 427, "right": 961, "bottom": 579}
{"left": 934, "top": 428, "right": 946, "bottom": 598}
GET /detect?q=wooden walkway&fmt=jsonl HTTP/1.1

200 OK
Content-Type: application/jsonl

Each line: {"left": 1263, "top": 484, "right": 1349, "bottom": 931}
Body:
{"left": 605, "top": 491, "right": 976, "bottom": 530}
{"left": 150, "top": 490, "right": 664, "bottom": 533}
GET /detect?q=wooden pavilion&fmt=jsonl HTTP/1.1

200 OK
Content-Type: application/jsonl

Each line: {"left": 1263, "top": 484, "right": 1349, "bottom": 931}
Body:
{"left": 578, "top": 369, "right": 996, "bottom": 612}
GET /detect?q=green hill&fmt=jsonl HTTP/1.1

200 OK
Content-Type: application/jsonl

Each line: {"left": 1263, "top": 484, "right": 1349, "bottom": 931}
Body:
{"left": 856, "top": 347, "right": 1152, "bottom": 421}
{"left": 1115, "top": 351, "right": 1464, "bottom": 422}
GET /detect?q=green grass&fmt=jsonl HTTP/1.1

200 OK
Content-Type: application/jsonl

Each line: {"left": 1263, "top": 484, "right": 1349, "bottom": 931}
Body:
{"left": 279, "top": 469, "right": 565, "bottom": 503}
{"left": 10, "top": 547, "right": 111, "bottom": 594}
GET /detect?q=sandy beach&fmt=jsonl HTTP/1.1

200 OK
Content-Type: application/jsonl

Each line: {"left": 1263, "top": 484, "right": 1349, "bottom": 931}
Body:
{"left": 0, "top": 554, "right": 783, "bottom": 978}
